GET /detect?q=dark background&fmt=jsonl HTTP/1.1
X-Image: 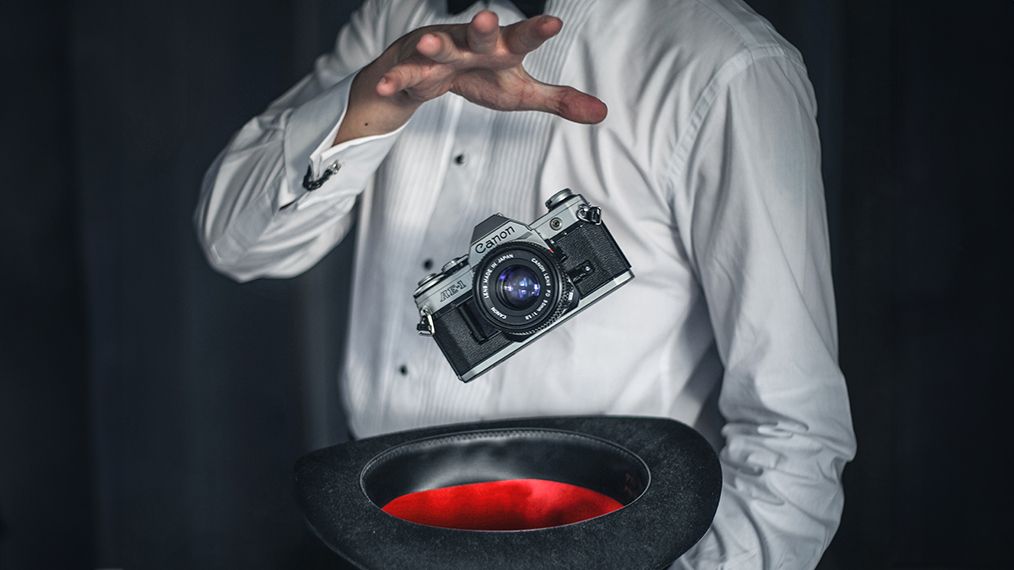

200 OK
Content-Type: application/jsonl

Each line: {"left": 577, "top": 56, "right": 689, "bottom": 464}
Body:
{"left": 1, "top": 0, "right": 1011, "bottom": 568}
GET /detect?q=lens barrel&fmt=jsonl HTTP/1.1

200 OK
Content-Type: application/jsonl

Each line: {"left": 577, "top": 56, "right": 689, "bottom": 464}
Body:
{"left": 472, "top": 242, "right": 568, "bottom": 336}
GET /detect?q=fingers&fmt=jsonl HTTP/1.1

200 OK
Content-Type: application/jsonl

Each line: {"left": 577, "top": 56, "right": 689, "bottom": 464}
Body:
{"left": 377, "top": 63, "right": 429, "bottom": 97}
{"left": 467, "top": 10, "right": 500, "bottom": 54}
{"left": 527, "top": 82, "right": 609, "bottom": 124}
{"left": 503, "top": 15, "right": 562, "bottom": 55}
{"left": 415, "top": 30, "right": 459, "bottom": 63}
{"left": 378, "top": 30, "right": 460, "bottom": 97}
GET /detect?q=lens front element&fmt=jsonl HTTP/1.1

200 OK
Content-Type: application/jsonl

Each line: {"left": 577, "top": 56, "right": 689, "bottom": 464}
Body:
{"left": 496, "top": 266, "right": 542, "bottom": 310}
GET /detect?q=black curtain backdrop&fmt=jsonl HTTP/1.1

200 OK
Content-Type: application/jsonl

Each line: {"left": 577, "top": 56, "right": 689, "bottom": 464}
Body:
{"left": 1, "top": 1, "right": 1011, "bottom": 569}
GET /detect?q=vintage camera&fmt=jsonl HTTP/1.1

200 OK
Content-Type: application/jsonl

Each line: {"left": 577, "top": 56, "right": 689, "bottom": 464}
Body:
{"left": 413, "top": 189, "right": 634, "bottom": 382}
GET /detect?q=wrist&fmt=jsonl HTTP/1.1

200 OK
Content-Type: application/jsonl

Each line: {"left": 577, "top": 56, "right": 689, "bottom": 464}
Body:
{"left": 333, "top": 63, "right": 422, "bottom": 146}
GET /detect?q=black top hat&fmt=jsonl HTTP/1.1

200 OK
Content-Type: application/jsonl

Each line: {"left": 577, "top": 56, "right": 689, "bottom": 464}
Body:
{"left": 295, "top": 416, "right": 721, "bottom": 569}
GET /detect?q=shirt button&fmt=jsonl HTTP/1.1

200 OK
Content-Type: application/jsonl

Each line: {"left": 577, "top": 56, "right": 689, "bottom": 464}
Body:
{"left": 398, "top": 365, "right": 408, "bottom": 376}
{"left": 454, "top": 153, "right": 466, "bottom": 165}
{"left": 422, "top": 259, "right": 433, "bottom": 270}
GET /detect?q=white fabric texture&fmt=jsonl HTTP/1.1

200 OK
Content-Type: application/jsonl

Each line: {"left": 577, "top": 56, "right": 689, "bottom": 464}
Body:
{"left": 194, "top": 1, "right": 857, "bottom": 567}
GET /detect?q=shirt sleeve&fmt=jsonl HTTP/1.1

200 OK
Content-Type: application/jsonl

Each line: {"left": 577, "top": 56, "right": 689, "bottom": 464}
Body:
{"left": 668, "top": 51, "right": 857, "bottom": 569}
{"left": 194, "top": 0, "right": 405, "bottom": 282}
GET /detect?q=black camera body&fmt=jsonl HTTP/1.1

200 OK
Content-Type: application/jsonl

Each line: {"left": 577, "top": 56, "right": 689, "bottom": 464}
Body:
{"left": 413, "top": 189, "right": 633, "bottom": 382}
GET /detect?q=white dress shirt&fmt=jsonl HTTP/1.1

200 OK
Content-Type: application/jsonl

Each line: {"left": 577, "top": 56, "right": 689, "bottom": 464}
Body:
{"left": 195, "top": 0, "right": 857, "bottom": 567}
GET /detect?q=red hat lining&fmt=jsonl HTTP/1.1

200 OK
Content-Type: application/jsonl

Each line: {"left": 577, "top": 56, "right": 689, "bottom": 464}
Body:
{"left": 381, "top": 478, "right": 624, "bottom": 531}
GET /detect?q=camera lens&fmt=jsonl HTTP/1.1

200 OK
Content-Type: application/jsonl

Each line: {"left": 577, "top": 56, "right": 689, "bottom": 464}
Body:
{"left": 496, "top": 266, "right": 542, "bottom": 310}
{"left": 472, "top": 242, "right": 571, "bottom": 337}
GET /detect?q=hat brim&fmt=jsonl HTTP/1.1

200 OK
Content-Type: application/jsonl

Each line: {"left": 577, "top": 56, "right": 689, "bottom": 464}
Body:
{"left": 295, "top": 415, "right": 720, "bottom": 569}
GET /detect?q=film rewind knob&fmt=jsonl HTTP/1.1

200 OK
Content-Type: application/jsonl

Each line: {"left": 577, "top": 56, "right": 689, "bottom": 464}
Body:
{"left": 545, "top": 188, "right": 574, "bottom": 210}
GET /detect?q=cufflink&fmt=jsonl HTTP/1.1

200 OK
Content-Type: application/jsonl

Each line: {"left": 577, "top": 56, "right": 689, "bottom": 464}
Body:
{"left": 302, "top": 161, "right": 341, "bottom": 191}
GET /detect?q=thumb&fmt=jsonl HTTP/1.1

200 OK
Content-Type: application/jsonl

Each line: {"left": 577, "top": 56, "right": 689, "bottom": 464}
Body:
{"left": 526, "top": 81, "right": 608, "bottom": 124}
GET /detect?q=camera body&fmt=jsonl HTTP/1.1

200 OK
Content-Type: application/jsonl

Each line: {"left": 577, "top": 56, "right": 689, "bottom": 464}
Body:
{"left": 413, "top": 189, "right": 634, "bottom": 382}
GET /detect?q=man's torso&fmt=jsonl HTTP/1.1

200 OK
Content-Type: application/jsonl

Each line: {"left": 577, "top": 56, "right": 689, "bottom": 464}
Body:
{"left": 341, "top": 0, "right": 803, "bottom": 441}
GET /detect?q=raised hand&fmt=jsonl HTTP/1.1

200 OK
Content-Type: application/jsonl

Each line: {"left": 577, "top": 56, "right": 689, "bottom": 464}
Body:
{"left": 334, "top": 11, "right": 607, "bottom": 145}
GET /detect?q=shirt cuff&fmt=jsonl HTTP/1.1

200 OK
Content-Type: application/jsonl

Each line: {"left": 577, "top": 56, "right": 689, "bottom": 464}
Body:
{"left": 280, "top": 69, "right": 409, "bottom": 209}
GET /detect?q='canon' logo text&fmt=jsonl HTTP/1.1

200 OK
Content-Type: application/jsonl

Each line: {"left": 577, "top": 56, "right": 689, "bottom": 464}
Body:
{"left": 474, "top": 225, "right": 516, "bottom": 254}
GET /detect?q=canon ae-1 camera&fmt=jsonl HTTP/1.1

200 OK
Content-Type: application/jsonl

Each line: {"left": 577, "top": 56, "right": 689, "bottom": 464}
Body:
{"left": 413, "top": 189, "right": 634, "bottom": 382}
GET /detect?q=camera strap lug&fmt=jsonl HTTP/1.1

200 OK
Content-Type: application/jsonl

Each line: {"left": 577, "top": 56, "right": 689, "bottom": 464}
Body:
{"left": 417, "top": 310, "right": 435, "bottom": 336}
{"left": 577, "top": 205, "right": 602, "bottom": 224}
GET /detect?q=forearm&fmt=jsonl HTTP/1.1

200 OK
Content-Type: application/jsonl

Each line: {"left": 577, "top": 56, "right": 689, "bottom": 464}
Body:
{"left": 196, "top": 71, "right": 405, "bottom": 282}
{"left": 195, "top": 130, "right": 356, "bottom": 282}
{"left": 194, "top": 0, "right": 408, "bottom": 281}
